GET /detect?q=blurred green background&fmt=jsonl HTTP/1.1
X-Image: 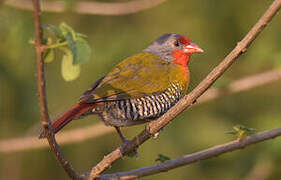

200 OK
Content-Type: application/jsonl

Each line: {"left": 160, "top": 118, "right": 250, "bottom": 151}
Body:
{"left": 0, "top": 0, "right": 281, "bottom": 179}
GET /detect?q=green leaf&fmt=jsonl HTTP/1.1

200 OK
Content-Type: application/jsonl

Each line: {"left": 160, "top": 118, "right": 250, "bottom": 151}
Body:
{"left": 43, "top": 24, "right": 64, "bottom": 39}
{"left": 76, "top": 33, "right": 87, "bottom": 39}
{"left": 59, "top": 22, "right": 76, "bottom": 40}
{"left": 63, "top": 33, "right": 91, "bottom": 65}
{"left": 43, "top": 49, "right": 55, "bottom": 63}
{"left": 64, "top": 31, "right": 77, "bottom": 63}
{"left": 61, "top": 48, "right": 80, "bottom": 81}
{"left": 74, "top": 37, "right": 91, "bottom": 65}
{"left": 155, "top": 154, "right": 171, "bottom": 163}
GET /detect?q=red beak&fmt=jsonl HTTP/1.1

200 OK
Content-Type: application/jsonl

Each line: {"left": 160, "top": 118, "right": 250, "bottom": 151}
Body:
{"left": 184, "top": 43, "right": 204, "bottom": 53}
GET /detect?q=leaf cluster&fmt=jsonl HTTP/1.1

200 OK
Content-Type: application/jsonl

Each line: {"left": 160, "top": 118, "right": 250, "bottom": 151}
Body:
{"left": 43, "top": 22, "right": 91, "bottom": 81}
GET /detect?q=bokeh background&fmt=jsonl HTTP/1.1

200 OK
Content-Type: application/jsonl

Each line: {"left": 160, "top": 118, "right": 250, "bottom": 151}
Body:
{"left": 0, "top": 0, "right": 281, "bottom": 179}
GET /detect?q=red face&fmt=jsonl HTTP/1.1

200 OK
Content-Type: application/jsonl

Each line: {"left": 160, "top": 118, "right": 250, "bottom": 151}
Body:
{"left": 172, "top": 36, "right": 204, "bottom": 67}
{"left": 176, "top": 36, "right": 204, "bottom": 54}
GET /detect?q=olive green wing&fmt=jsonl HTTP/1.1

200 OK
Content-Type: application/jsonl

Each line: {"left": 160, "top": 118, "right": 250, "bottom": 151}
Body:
{"left": 82, "top": 52, "right": 180, "bottom": 103}
{"left": 78, "top": 75, "right": 105, "bottom": 102}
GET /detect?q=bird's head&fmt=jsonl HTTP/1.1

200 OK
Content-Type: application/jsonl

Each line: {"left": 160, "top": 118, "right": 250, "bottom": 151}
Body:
{"left": 144, "top": 33, "right": 203, "bottom": 66}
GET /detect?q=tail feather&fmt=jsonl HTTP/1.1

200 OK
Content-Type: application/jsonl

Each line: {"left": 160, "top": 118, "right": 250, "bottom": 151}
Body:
{"left": 39, "top": 103, "right": 93, "bottom": 138}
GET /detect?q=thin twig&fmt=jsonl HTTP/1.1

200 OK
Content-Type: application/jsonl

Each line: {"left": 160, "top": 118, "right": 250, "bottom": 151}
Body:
{"left": 0, "top": 68, "right": 280, "bottom": 153}
{"left": 98, "top": 127, "right": 281, "bottom": 180}
{"left": 33, "top": 0, "right": 49, "bottom": 129}
{"left": 32, "top": 0, "right": 81, "bottom": 179}
{"left": 87, "top": 0, "right": 281, "bottom": 179}
{"left": 3, "top": 0, "right": 166, "bottom": 15}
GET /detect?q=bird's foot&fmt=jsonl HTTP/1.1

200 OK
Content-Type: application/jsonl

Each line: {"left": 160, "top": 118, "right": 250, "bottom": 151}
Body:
{"left": 114, "top": 126, "right": 138, "bottom": 157}
{"left": 121, "top": 138, "right": 139, "bottom": 158}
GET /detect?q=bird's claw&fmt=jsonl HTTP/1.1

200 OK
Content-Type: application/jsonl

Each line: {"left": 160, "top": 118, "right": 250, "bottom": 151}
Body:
{"left": 114, "top": 127, "right": 138, "bottom": 157}
{"left": 122, "top": 138, "right": 139, "bottom": 157}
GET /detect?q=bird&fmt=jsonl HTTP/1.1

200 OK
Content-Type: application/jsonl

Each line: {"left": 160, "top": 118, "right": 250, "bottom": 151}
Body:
{"left": 39, "top": 33, "right": 204, "bottom": 143}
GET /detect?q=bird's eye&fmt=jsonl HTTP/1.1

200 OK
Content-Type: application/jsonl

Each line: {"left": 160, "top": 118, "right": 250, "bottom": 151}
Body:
{"left": 174, "top": 41, "right": 180, "bottom": 47}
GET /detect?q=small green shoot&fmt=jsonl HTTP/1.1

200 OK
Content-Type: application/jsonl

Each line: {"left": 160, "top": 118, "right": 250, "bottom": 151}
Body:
{"left": 155, "top": 154, "right": 171, "bottom": 163}
{"left": 225, "top": 124, "right": 257, "bottom": 140}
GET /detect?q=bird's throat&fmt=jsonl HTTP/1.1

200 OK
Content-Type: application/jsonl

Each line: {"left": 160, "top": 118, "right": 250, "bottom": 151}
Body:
{"left": 172, "top": 50, "right": 191, "bottom": 67}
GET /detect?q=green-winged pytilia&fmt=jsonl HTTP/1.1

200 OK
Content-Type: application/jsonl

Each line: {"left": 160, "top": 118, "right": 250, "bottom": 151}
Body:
{"left": 40, "top": 33, "right": 204, "bottom": 142}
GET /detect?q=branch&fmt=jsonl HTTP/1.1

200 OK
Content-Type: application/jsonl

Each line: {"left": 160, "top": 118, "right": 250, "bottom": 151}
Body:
{"left": 32, "top": 0, "right": 81, "bottom": 179}
{"left": 3, "top": 0, "right": 166, "bottom": 15}
{"left": 33, "top": 0, "right": 49, "bottom": 129}
{"left": 1, "top": 68, "right": 281, "bottom": 153}
{"left": 87, "top": 0, "right": 281, "bottom": 178}
{"left": 99, "top": 127, "right": 281, "bottom": 180}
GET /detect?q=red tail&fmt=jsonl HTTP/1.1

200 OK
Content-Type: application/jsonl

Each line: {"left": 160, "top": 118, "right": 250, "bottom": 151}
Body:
{"left": 39, "top": 103, "right": 93, "bottom": 138}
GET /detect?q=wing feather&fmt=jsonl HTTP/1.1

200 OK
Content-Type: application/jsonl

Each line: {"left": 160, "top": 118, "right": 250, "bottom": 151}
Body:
{"left": 81, "top": 52, "right": 183, "bottom": 103}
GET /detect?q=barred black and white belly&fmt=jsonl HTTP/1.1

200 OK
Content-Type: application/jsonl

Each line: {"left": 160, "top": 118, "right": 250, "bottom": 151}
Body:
{"left": 98, "top": 83, "right": 184, "bottom": 127}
